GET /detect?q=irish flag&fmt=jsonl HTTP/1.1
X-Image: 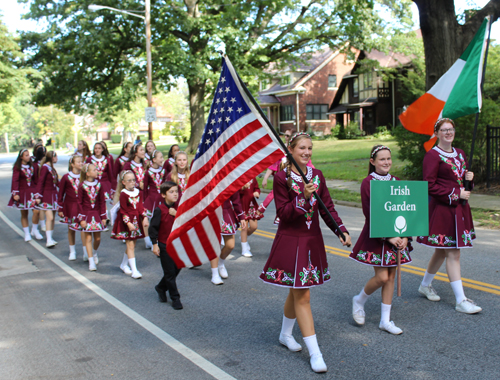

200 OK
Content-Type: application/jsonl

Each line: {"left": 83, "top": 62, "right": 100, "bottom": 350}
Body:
{"left": 399, "top": 17, "right": 491, "bottom": 151}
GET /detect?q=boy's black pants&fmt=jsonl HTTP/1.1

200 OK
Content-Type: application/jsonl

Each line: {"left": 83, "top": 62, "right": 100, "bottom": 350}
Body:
{"left": 157, "top": 242, "right": 181, "bottom": 300}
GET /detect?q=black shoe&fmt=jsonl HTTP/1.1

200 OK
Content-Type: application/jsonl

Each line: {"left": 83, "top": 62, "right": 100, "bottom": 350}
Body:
{"left": 172, "top": 299, "right": 183, "bottom": 310}
{"left": 155, "top": 285, "right": 167, "bottom": 303}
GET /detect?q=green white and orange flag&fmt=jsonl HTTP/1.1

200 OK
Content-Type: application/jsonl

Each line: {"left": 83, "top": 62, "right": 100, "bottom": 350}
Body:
{"left": 399, "top": 17, "right": 491, "bottom": 151}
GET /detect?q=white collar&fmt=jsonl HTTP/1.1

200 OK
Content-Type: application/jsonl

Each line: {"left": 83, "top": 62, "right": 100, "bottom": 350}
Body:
{"left": 289, "top": 166, "right": 313, "bottom": 183}
{"left": 21, "top": 164, "right": 30, "bottom": 169}
{"left": 43, "top": 163, "right": 53, "bottom": 170}
{"left": 433, "top": 146, "right": 457, "bottom": 158}
{"left": 145, "top": 153, "right": 151, "bottom": 160}
{"left": 370, "top": 172, "right": 393, "bottom": 181}
{"left": 68, "top": 172, "right": 80, "bottom": 179}
{"left": 84, "top": 180, "right": 98, "bottom": 186}
{"left": 169, "top": 157, "right": 175, "bottom": 164}
{"left": 149, "top": 166, "right": 163, "bottom": 173}
{"left": 120, "top": 156, "right": 130, "bottom": 161}
{"left": 122, "top": 188, "right": 139, "bottom": 197}
{"left": 75, "top": 152, "right": 83, "bottom": 157}
{"left": 92, "top": 155, "right": 106, "bottom": 162}
{"left": 131, "top": 160, "right": 143, "bottom": 167}
{"left": 178, "top": 172, "right": 186, "bottom": 178}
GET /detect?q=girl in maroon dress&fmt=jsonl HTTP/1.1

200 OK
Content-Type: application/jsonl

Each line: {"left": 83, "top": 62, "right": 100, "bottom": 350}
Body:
{"left": 416, "top": 118, "right": 481, "bottom": 314}
{"left": 144, "top": 140, "right": 156, "bottom": 166}
{"left": 213, "top": 192, "right": 247, "bottom": 285}
{"left": 8, "top": 149, "right": 38, "bottom": 242}
{"left": 58, "top": 155, "right": 83, "bottom": 261}
{"left": 259, "top": 133, "right": 351, "bottom": 373}
{"left": 238, "top": 178, "right": 260, "bottom": 257}
{"left": 144, "top": 150, "right": 166, "bottom": 218}
{"left": 99, "top": 140, "right": 114, "bottom": 170}
{"left": 166, "top": 151, "right": 190, "bottom": 198}
{"left": 113, "top": 142, "right": 132, "bottom": 187}
{"left": 111, "top": 171, "right": 149, "bottom": 279}
{"left": 86, "top": 142, "right": 115, "bottom": 202}
{"left": 78, "top": 163, "right": 108, "bottom": 271}
{"left": 350, "top": 146, "right": 411, "bottom": 335}
{"left": 163, "top": 144, "right": 180, "bottom": 175}
{"left": 75, "top": 140, "right": 91, "bottom": 161}
{"left": 35, "top": 151, "right": 59, "bottom": 248}
{"left": 30, "top": 144, "right": 46, "bottom": 238}
{"left": 122, "top": 143, "right": 151, "bottom": 248}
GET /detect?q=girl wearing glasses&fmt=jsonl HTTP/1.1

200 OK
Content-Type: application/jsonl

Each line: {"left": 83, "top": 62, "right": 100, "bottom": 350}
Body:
{"left": 417, "top": 118, "right": 481, "bottom": 314}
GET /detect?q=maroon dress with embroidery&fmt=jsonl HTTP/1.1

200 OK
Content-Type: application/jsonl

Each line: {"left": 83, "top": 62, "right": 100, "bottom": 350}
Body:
{"left": 349, "top": 172, "right": 413, "bottom": 267}
{"left": 114, "top": 155, "right": 130, "bottom": 180}
{"left": 417, "top": 146, "right": 476, "bottom": 249}
{"left": 122, "top": 160, "right": 146, "bottom": 200}
{"left": 260, "top": 167, "right": 348, "bottom": 288}
{"left": 76, "top": 180, "right": 107, "bottom": 232}
{"left": 111, "top": 188, "right": 148, "bottom": 240}
{"left": 58, "top": 172, "right": 82, "bottom": 231}
{"left": 86, "top": 155, "right": 115, "bottom": 201}
{"left": 35, "top": 164, "right": 59, "bottom": 210}
{"left": 163, "top": 157, "right": 175, "bottom": 176}
{"left": 221, "top": 192, "right": 245, "bottom": 235}
{"left": 239, "top": 178, "right": 261, "bottom": 220}
{"left": 8, "top": 164, "right": 38, "bottom": 210}
{"left": 166, "top": 172, "right": 187, "bottom": 200}
{"left": 143, "top": 166, "right": 166, "bottom": 218}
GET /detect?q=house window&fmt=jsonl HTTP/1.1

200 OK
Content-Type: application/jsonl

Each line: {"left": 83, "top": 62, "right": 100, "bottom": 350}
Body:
{"left": 281, "top": 75, "right": 291, "bottom": 86}
{"left": 280, "top": 105, "right": 294, "bottom": 121}
{"left": 352, "top": 78, "right": 359, "bottom": 97}
{"left": 363, "top": 72, "right": 373, "bottom": 89}
{"left": 328, "top": 75, "right": 337, "bottom": 88}
{"left": 306, "top": 104, "right": 329, "bottom": 120}
{"left": 260, "top": 79, "right": 269, "bottom": 91}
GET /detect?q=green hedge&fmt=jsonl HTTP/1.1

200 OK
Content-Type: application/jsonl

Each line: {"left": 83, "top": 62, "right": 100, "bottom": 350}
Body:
{"left": 111, "top": 134, "right": 122, "bottom": 144}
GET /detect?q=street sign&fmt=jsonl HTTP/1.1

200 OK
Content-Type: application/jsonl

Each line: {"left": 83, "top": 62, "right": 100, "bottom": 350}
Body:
{"left": 145, "top": 107, "right": 157, "bottom": 122}
{"left": 370, "top": 180, "right": 429, "bottom": 238}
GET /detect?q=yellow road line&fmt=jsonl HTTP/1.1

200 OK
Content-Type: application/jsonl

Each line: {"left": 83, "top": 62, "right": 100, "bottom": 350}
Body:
{"left": 253, "top": 230, "right": 500, "bottom": 296}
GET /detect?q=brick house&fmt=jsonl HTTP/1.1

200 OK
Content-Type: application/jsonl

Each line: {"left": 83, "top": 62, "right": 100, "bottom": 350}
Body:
{"left": 258, "top": 48, "right": 356, "bottom": 135}
{"left": 328, "top": 49, "right": 413, "bottom": 135}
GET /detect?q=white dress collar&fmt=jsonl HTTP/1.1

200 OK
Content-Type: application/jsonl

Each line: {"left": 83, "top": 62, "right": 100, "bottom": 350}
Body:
{"left": 149, "top": 166, "right": 163, "bottom": 173}
{"left": 178, "top": 173, "right": 186, "bottom": 179}
{"left": 289, "top": 166, "right": 313, "bottom": 183}
{"left": 145, "top": 153, "right": 151, "bottom": 160}
{"left": 22, "top": 164, "right": 30, "bottom": 169}
{"left": 84, "top": 180, "right": 98, "bottom": 186}
{"left": 122, "top": 188, "right": 139, "bottom": 197}
{"left": 68, "top": 172, "right": 80, "bottom": 179}
{"left": 43, "top": 163, "right": 53, "bottom": 170}
{"left": 433, "top": 146, "right": 457, "bottom": 158}
{"left": 169, "top": 157, "right": 175, "bottom": 164}
{"left": 120, "top": 156, "right": 130, "bottom": 161}
{"left": 370, "top": 172, "right": 393, "bottom": 181}
{"left": 131, "top": 160, "right": 143, "bottom": 168}
{"left": 91, "top": 155, "right": 106, "bottom": 162}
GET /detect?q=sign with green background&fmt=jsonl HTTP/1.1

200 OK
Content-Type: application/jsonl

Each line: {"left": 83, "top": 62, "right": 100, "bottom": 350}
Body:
{"left": 370, "top": 181, "right": 429, "bottom": 238}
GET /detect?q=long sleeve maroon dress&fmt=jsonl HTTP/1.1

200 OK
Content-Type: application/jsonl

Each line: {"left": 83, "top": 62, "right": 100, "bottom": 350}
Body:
{"left": 111, "top": 188, "right": 148, "bottom": 240}
{"left": 77, "top": 180, "right": 108, "bottom": 233}
{"left": 8, "top": 164, "right": 37, "bottom": 210}
{"left": 58, "top": 172, "right": 81, "bottom": 231}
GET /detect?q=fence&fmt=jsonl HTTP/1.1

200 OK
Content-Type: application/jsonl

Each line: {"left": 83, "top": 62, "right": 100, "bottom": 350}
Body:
{"left": 486, "top": 125, "right": 500, "bottom": 188}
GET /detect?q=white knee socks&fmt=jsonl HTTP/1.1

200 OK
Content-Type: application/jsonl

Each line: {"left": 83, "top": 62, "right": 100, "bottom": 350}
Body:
{"left": 46, "top": 230, "right": 53, "bottom": 242}
{"left": 354, "top": 288, "right": 370, "bottom": 307}
{"left": 128, "top": 257, "right": 138, "bottom": 273}
{"left": 303, "top": 335, "right": 321, "bottom": 357}
{"left": 121, "top": 253, "right": 129, "bottom": 267}
{"left": 281, "top": 315, "right": 296, "bottom": 336}
{"left": 31, "top": 224, "right": 39, "bottom": 234}
{"left": 450, "top": 280, "right": 466, "bottom": 304}
{"left": 421, "top": 271, "right": 436, "bottom": 287}
{"left": 380, "top": 303, "right": 392, "bottom": 325}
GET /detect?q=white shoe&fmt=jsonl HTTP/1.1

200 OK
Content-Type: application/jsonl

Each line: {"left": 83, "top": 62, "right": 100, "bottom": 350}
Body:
{"left": 145, "top": 240, "right": 153, "bottom": 249}
{"left": 120, "top": 264, "right": 132, "bottom": 275}
{"left": 94, "top": 253, "right": 99, "bottom": 265}
{"left": 310, "top": 353, "right": 327, "bottom": 373}
{"left": 218, "top": 265, "right": 228, "bottom": 279}
{"left": 379, "top": 321, "right": 403, "bottom": 335}
{"left": 352, "top": 297, "right": 365, "bottom": 325}
{"left": 211, "top": 274, "right": 224, "bottom": 285}
{"left": 241, "top": 242, "right": 252, "bottom": 257}
{"left": 68, "top": 252, "right": 76, "bottom": 261}
{"left": 25, "top": 234, "right": 32, "bottom": 242}
{"left": 46, "top": 240, "right": 56, "bottom": 248}
{"left": 32, "top": 230, "right": 44, "bottom": 240}
{"left": 419, "top": 284, "right": 440, "bottom": 301}
{"left": 83, "top": 251, "right": 88, "bottom": 262}
{"left": 131, "top": 270, "right": 142, "bottom": 279}
{"left": 456, "top": 298, "right": 482, "bottom": 314}
{"left": 89, "top": 261, "right": 97, "bottom": 271}
{"left": 279, "top": 334, "right": 302, "bottom": 352}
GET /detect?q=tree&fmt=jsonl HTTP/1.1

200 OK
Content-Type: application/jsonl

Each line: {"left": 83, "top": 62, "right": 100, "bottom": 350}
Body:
{"left": 21, "top": 0, "right": 413, "bottom": 152}
{"left": 413, "top": 0, "right": 500, "bottom": 90}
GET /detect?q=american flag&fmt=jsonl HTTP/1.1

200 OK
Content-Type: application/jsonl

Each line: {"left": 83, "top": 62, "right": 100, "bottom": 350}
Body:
{"left": 166, "top": 56, "right": 284, "bottom": 268}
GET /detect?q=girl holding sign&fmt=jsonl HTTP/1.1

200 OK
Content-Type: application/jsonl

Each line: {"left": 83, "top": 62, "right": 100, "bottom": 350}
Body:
{"left": 350, "top": 145, "right": 412, "bottom": 335}
{"left": 416, "top": 118, "right": 481, "bottom": 314}
{"left": 260, "top": 132, "right": 351, "bottom": 373}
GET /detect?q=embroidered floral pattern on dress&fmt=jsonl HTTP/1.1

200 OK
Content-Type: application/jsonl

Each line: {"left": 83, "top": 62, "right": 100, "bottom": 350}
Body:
{"left": 299, "top": 253, "right": 320, "bottom": 286}
{"left": 123, "top": 215, "right": 131, "bottom": 224}
{"left": 82, "top": 182, "right": 101, "bottom": 209}
{"left": 322, "top": 267, "right": 331, "bottom": 281}
{"left": 448, "top": 190, "right": 459, "bottom": 204}
{"left": 263, "top": 267, "right": 294, "bottom": 285}
{"left": 291, "top": 174, "right": 320, "bottom": 229}
{"left": 131, "top": 162, "right": 145, "bottom": 183}
{"left": 21, "top": 166, "right": 33, "bottom": 187}
{"left": 68, "top": 177, "right": 80, "bottom": 195}
{"left": 437, "top": 150, "right": 466, "bottom": 187}
{"left": 91, "top": 157, "right": 107, "bottom": 179}
{"left": 289, "top": 166, "right": 313, "bottom": 183}
{"left": 384, "top": 247, "right": 410, "bottom": 266}
{"left": 85, "top": 216, "right": 104, "bottom": 231}
{"left": 370, "top": 172, "right": 395, "bottom": 181}
{"left": 128, "top": 195, "right": 140, "bottom": 209}
{"left": 178, "top": 175, "right": 187, "bottom": 192}
{"left": 425, "top": 234, "right": 457, "bottom": 246}
{"left": 356, "top": 250, "right": 382, "bottom": 265}
{"left": 462, "top": 230, "right": 473, "bottom": 245}
{"left": 129, "top": 216, "right": 143, "bottom": 238}
{"left": 221, "top": 219, "right": 238, "bottom": 234}
{"left": 149, "top": 168, "right": 165, "bottom": 192}
{"left": 39, "top": 202, "right": 57, "bottom": 210}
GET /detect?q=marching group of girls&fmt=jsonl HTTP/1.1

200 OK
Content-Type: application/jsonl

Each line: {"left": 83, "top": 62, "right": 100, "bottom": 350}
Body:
{"left": 9, "top": 118, "right": 482, "bottom": 373}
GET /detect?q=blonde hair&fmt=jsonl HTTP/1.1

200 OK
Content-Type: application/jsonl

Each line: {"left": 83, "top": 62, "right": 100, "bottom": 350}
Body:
{"left": 170, "top": 151, "right": 190, "bottom": 185}
{"left": 113, "top": 170, "right": 134, "bottom": 204}
{"left": 68, "top": 154, "right": 82, "bottom": 172}
{"left": 146, "top": 149, "right": 163, "bottom": 170}
{"left": 80, "top": 163, "right": 95, "bottom": 184}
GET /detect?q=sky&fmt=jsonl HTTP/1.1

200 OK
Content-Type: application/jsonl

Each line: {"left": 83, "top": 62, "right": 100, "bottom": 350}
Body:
{"left": 0, "top": 1, "right": 499, "bottom": 42}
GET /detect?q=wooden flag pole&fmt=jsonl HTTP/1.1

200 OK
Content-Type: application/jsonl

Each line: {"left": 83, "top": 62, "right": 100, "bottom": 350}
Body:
{"left": 397, "top": 249, "right": 402, "bottom": 297}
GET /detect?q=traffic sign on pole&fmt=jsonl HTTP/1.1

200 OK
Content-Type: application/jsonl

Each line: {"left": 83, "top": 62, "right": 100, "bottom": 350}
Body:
{"left": 145, "top": 107, "right": 157, "bottom": 123}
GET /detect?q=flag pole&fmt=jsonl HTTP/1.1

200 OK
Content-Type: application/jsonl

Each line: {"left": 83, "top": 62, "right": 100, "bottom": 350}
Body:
{"left": 464, "top": 16, "right": 492, "bottom": 200}
{"left": 232, "top": 61, "right": 349, "bottom": 245}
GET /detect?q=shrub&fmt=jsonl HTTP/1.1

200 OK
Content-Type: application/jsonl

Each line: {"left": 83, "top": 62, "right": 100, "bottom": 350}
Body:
{"left": 153, "top": 130, "right": 160, "bottom": 141}
{"left": 111, "top": 134, "right": 122, "bottom": 144}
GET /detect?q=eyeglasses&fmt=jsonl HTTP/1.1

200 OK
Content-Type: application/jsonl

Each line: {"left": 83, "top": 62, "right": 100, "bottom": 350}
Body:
{"left": 439, "top": 128, "right": 455, "bottom": 134}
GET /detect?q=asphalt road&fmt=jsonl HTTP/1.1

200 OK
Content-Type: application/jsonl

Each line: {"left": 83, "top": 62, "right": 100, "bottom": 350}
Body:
{"left": 0, "top": 154, "right": 499, "bottom": 379}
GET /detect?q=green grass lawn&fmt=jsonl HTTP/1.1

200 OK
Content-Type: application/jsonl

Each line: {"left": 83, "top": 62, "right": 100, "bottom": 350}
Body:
{"left": 107, "top": 142, "right": 189, "bottom": 157}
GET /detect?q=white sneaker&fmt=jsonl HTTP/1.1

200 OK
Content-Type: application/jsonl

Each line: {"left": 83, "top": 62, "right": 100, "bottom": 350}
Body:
{"left": 89, "top": 261, "right": 97, "bottom": 271}
{"left": 31, "top": 230, "right": 44, "bottom": 240}
{"left": 279, "top": 333, "right": 302, "bottom": 352}
{"left": 241, "top": 242, "right": 252, "bottom": 257}
{"left": 46, "top": 240, "right": 56, "bottom": 248}
{"left": 211, "top": 274, "right": 224, "bottom": 285}
{"left": 145, "top": 240, "right": 153, "bottom": 249}
{"left": 352, "top": 297, "right": 365, "bottom": 325}
{"left": 68, "top": 252, "right": 76, "bottom": 261}
{"left": 131, "top": 270, "right": 142, "bottom": 279}
{"left": 419, "top": 284, "right": 440, "bottom": 301}
{"left": 310, "top": 353, "right": 327, "bottom": 373}
{"left": 120, "top": 264, "right": 132, "bottom": 275}
{"left": 25, "top": 234, "right": 32, "bottom": 242}
{"left": 379, "top": 321, "right": 403, "bottom": 335}
{"left": 83, "top": 251, "right": 88, "bottom": 262}
{"left": 218, "top": 265, "right": 228, "bottom": 279}
{"left": 456, "top": 299, "right": 482, "bottom": 314}
{"left": 94, "top": 253, "right": 99, "bottom": 265}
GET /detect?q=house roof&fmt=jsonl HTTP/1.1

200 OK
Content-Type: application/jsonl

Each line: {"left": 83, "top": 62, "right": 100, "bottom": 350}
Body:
{"left": 258, "top": 94, "right": 280, "bottom": 105}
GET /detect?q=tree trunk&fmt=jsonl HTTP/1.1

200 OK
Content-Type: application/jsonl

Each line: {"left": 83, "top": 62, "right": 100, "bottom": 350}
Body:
{"left": 414, "top": 0, "right": 500, "bottom": 90}
{"left": 186, "top": 79, "right": 207, "bottom": 153}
